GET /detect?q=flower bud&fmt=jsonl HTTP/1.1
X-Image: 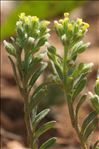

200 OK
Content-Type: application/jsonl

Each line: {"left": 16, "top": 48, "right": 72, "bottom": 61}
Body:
{"left": 32, "top": 16, "right": 39, "bottom": 23}
{"left": 68, "top": 23, "right": 73, "bottom": 31}
{"left": 44, "top": 33, "right": 50, "bottom": 39}
{"left": 54, "top": 21, "right": 62, "bottom": 29}
{"left": 41, "top": 21, "right": 50, "bottom": 28}
{"left": 77, "top": 18, "right": 83, "bottom": 26}
{"left": 82, "top": 23, "right": 89, "bottom": 33}
{"left": 25, "top": 17, "right": 30, "bottom": 25}
{"left": 28, "top": 37, "right": 35, "bottom": 44}
{"left": 61, "top": 34, "right": 67, "bottom": 45}
{"left": 19, "top": 13, "right": 25, "bottom": 20}
{"left": 64, "top": 12, "right": 69, "bottom": 18}
{"left": 3, "top": 40, "right": 16, "bottom": 56}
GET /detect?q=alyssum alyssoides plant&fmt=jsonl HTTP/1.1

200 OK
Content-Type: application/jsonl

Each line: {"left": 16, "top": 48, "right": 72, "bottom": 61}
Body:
{"left": 47, "top": 13, "right": 99, "bottom": 149}
{"left": 4, "top": 13, "right": 56, "bottom": 149}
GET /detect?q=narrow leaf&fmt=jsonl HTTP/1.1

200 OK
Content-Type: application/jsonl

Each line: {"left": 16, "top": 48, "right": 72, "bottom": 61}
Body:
{"left": 90, "top": 95, "right": 99, "bottom": 113}
{"left": 35, "top": 121, "right": 56, "bottom": 138}
{"left": 72, "top": 78, "right": 87, "bottom": 100}
{"left": 32, "top": 109, "right": 50, "bottom": 127}
{"left": 8, "top": 57, "right": 18, "bottom": 85}
{"left": 81, "top": 111, "right": 97, "bottom": 134}
{"left": 40, "top": 137, "right": 56, "bottom": 149}
{"left": 29, "top": 62, "right": 47, "bottom": 89}
{"left": 54, "top": 64, "right": 63, "bottom": 81}
{"left": 29, "top": 86, "right": 46, "bottom": 113}
{"left": 32, "top": 83, "right": 47, "bottom": 97}
{"left": 76, "top": 94, "right": 87, "bottom": 116}
{"left": 82, "top": 118, "right": 98, "bottom": 142}
{"left": 94, "top": 82, "right": 99, "bottom": 96}
{"left": 31, "top": 106, "right": 37, "bottom": 122}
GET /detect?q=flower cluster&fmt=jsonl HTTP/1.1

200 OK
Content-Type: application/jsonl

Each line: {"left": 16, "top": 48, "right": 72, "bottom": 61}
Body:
{"left": 54, "top": 13, "right": 89, "bottom": 46}
{"left": 16, "top": 13, "right": 50, "bottom": 51}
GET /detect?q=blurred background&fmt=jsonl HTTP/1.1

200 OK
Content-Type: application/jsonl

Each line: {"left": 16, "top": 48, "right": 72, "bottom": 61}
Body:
{"left": 1, "top": 1, "right": 99, "bottom": 149}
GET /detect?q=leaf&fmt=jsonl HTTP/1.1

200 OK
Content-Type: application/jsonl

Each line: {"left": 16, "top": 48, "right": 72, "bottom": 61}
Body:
{"left": 81, "top": 63, "right": 93, "bottom": 74}
{"left": 72, "top": 63, "right": 93, "bottom": 79}
{"left": 76, "top": 94, "right": 87, "bottom": 116}
{"left": 95, "top": 82, "right": 99, "bottom": 96}
{"left": 8, "top": 56, "right": 18, "bottom": 84}
{"left": 90, "top": 95, "right": 99, "bottom": 113}
{"left": 28, "top": 62, "right": 47, "bottom": 90}
{"left": 72, "top": 78, "right": 87, "bottom": 100}
{"left": 25, "top": 55, "right": 43, "bottom": 83}
{"left": 47, "top": 45, "right": 56, "bottom": 54}
{"left": 29, "top": 86, "right": 47, "bottom": 113}
{"left": 31, "top": 106, "right": 37, "bottom": 122}
{"left": 32, "top": 109, "right": 50, "bottom": 127}
{"left": 35, "top": 121, "right": 56, "bottom": 138}
{"left": 81, "top": 111, "right": 97, "bottom": 134}
{"left": 8, "top": 56, "right": 23, "bottom": 95}
{"left": 54, "top": 64, "right": 63, "bottom": 81}
{"left": 82, "top": 118, "right": 98, "bottom": 142}
{"left": 40, "top": 137, "right": 56, "bottom": 149}
{"left": 72, "top": 41, "right": 90, "bottom": 57}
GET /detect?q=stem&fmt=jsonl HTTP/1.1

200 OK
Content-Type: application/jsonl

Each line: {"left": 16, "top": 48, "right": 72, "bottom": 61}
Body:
{"left": 63, "top": 46, "right": 68, "bottom": 87}
{"left": 64, "top": 92, "right": 88, "bottom": 149}
{"left": 63, "top": 46, "right": 87, "bottom": 149}
{"left": 23, "top": 86, "right": 38, "bottom": 149}
{"left": 24, "top": 102, "right": 33, "bottom": 148}
{"left": 23, "top": 85, "right": 32, "bottom": 148}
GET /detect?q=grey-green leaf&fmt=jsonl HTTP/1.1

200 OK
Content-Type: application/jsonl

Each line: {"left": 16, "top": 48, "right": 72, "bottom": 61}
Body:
{"left": 82, "top": 118, "right": 98, "bottom": 142}
{"left": 94, "top": 81, "right": 99, "bottom": 96}
{"left": 72, "top": 78, "right": 87, "bottom": 100}
{"left": 40, "top": 137, "right": 56, "bottom": 149}
{"left": 90, "top": 95, "right": 99, "bottom": 113}
{"left": 54, "top": 64, "right": 63, "bottom": 81}
{"left": 76, "top": 94, "right": 87, "bottom": 116}
{"left": 29, "top": 86, "right": 46, "bottom": 113}
{"left": 35, "top": 121, "right": 56, "bottom": 138}
{"left": 29, "top": 62, "right": 47, "bottom": 90}
{"left": 81, "top": 111, "right": 97, "bottom": 134}
{"left": 32, "top": 109, "right": 50, "bottom": 127}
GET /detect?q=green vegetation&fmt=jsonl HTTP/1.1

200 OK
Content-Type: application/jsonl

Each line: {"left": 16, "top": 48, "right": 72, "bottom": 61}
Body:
{"left": 4, "top": 12, "right": 99, "bottom": 149}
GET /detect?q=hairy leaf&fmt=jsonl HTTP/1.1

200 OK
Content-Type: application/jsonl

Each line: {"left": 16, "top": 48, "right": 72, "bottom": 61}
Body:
{"left": 28, "top": 62, "right": 47, "bottom": 90}
{"left": 72, "top": 78, "right": 87, "bottom": 100}
{"left": 35, "top": 121, "right": 56, "bottom": 138}
{"left": 82, "top": 118, "right": 98, "bottom": 142}
{"left": 32, "top": 109, "right": 50, "bottom": 127}
{"left": 29, "top": 86, "right": 47, "bottom": 113}
{"left": 40, "top": 137, "right": 56, "bottom": 149}
{"left": 81, "top": 111, "right": 97, "bottom": 134}
{"left": 90, "top": 95, "right": 99, "bottom": 113}
{"left": 76, "top": 94, "right": 87, "bottom": 116}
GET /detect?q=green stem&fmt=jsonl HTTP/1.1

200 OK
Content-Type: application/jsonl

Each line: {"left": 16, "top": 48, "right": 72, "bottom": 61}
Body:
{"left": 63, "top": 45, "right": 87, "bottom": 149}
{"left": 23, "top": 84, "right": 38, "bottom": 149}
{"left": 63, "top": 46, "right": 68, "bottom": 87}
{"left": 64, "top": 92, "right": 87, "bottom": 149}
